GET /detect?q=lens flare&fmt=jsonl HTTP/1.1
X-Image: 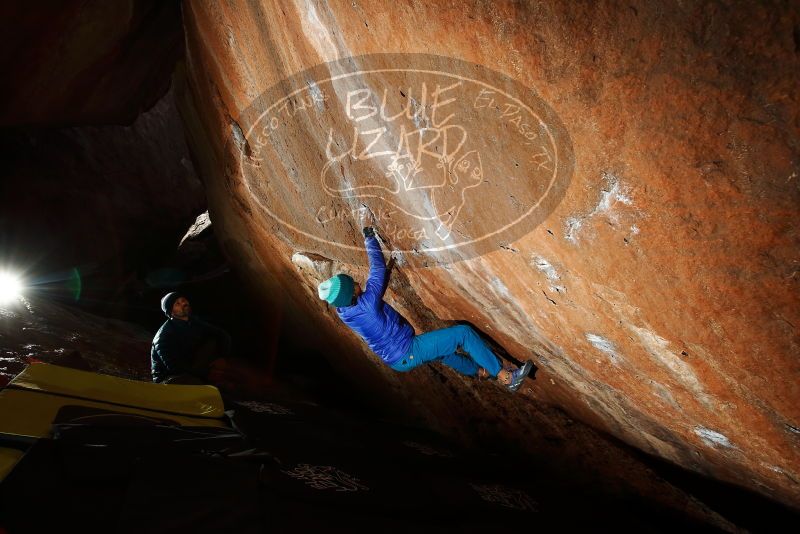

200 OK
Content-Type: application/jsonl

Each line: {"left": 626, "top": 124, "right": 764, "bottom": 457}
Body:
{"left": 67, "top": 267, "right": 82, "bottom": 301}
{"left": 0, "top": 272, "right": 23, "bottom": 304}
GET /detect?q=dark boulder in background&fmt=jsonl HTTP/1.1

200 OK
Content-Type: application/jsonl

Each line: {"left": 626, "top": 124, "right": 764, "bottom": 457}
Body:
{"left": 0, "top": 0, "right": 183, "bottom": 127}
{"left": 0, "top": 0, "right": 205, "bottom": 317}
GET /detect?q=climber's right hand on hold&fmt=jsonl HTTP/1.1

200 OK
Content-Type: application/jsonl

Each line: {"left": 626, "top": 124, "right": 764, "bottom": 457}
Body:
{"left": 358, "top": 204, "right": 376, "bottom": 232}
{"left": 359, "top": 205, "right": 376, "bottom": 238}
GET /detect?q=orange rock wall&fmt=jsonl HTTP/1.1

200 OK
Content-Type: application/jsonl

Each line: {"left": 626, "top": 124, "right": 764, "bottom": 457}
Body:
{"left": 178, "top": 0, "right": 800, "bottom": 508}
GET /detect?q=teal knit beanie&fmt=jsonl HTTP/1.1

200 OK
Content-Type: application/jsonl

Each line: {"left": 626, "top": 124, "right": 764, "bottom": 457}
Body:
{"left": 318, "top": 274, "right": 355, "bottom": 307}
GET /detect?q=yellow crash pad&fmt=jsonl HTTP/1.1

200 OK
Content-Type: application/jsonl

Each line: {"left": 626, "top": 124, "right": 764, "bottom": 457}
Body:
{"left": 8, "top": 363, "right": 224, "bottom": 418}
{"left": 0, "top": 388, "right": 227, "bottom": 440}
{"left": 0, "top": 364, "right": 228, "bottom": 483}
{"left": 0, "top": 448, "right": 24, "bottom": 482}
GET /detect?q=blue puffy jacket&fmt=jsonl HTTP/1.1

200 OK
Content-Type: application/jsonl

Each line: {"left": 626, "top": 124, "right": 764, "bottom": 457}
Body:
{"left": 337, "top": 235, "right": 414, "bottom": 365}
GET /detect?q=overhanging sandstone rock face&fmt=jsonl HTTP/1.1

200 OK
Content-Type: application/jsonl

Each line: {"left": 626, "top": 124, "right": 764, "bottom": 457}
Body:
{"left": 178, "top": 1, "right": 800, "bottom": 508}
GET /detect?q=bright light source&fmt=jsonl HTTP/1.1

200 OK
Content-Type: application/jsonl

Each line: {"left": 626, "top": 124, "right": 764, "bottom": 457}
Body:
{"left": 0, "top": 272, "right": 23, "bottom": 304}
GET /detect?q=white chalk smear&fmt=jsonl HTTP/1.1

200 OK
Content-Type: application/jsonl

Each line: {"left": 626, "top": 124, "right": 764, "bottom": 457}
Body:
{"left": 695, "top": 426, "right": 734, "bottom": 449}
{"left": 586, "top": 333, "right": 622, "bottom": 364}
{"left": 306, "top": 80, "right": 325, "bottom": 113}
{"left": 565, "top": 172, "right": 633, "bottom": 243}
{"left": 532, "top": 255, "right": 565, "bottom": 292}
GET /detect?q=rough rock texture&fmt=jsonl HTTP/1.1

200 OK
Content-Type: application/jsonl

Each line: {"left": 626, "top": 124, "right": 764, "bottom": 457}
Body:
{"left": 178, "top": 0, "right": 799, "bottom": 511}
{"left": 0, "top": 296, "right": 151, "bottom": 384}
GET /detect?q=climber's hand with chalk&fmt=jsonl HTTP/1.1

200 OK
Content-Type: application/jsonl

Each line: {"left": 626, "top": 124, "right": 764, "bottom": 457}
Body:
{"left": 359, "top": 204, "right": 376, "bottom": 238}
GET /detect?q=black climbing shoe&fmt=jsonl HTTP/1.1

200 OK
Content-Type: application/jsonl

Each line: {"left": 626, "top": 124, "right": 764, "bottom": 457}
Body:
{"left": 507, "top": 360, "right": 533, "bottom": 392}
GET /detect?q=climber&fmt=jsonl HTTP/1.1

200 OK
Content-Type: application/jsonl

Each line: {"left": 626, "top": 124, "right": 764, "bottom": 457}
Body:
{"left": 318, "top": 226, "right": 533, "bottom": 391}
{"left": 150, "top": 292, "right": 232, "bottom": 384}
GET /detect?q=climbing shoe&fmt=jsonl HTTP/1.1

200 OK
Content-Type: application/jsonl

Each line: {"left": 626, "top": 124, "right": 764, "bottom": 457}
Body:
{"left": 507, "top": 360, "right": 533, "bottom": 392}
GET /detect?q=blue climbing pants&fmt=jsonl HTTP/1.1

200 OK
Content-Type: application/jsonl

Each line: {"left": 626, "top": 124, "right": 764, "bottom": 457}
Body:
{"left": 389, "top": 325, "right": 502, "bottom": 377}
